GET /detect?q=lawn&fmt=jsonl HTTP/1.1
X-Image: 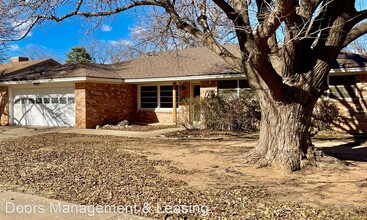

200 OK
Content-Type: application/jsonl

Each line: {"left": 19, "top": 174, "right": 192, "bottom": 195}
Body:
{"left": 0, "top": 133, "right": 366, "bottom": 219}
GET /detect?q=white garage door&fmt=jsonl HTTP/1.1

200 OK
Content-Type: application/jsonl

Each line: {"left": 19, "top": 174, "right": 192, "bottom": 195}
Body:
{"left": 12, "top": 87, "right": 75, "bottom": 127}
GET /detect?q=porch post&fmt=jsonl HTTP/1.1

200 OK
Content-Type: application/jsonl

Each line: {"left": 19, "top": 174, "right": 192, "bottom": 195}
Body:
{"left": 173, "top": 82, "right": 177, "bottom": 124}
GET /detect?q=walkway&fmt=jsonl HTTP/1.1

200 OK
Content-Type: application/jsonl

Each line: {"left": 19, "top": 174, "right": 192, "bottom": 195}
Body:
{"left": 0, "top": 126, "right": 184, "bottom": 139}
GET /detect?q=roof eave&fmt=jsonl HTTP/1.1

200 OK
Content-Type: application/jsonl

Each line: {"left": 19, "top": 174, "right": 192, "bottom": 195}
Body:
{"left": 0, "top": 76, "right": 124, "bottom": 85}
{"left": 124, "top": 73, "right": 246, "bottom": 83}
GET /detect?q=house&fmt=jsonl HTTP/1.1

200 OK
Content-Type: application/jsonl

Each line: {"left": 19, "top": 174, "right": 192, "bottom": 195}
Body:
{"left": 0, "top": 57, "right": 61, "bottom": 126}
{"left": 0, "top": 46, "right": 366, "bottom": 133}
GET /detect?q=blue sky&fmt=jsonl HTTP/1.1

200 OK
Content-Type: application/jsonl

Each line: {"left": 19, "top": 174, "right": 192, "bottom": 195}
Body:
{"left": 6, "top": 12, "right": 136, "bottom": 63}
{"left": 5, "top": 2, "right": 367, "bottom": 63}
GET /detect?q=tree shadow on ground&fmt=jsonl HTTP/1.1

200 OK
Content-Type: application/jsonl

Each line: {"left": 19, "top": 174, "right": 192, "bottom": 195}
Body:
{"left": 320, "top": 137, "right": 367, "bottom": 162}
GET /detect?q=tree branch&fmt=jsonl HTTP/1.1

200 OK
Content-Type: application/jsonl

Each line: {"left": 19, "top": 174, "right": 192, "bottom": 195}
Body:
{"left": 1, "top": 0, "right": 161, "bottom": 41}
{"left": 161, "top": 0, "right": 242, "bottom": 70}
{"left": 343, "top": 22, "right": 367, "bottom": 48}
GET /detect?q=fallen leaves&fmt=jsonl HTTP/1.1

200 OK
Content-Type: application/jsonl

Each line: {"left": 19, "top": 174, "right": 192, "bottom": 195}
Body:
{"left": 0, "top": 133, "right": 365, "bottom": 219}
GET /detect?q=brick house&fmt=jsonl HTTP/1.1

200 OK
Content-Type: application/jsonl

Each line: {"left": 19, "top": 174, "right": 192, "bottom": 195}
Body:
{"left": 0, "top": 46, "right": 366, "bottom": 133}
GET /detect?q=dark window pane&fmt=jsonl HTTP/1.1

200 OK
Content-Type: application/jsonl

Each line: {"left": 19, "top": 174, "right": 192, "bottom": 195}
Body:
{"left": 51, "top": 98, "right": 58, "bottom": 104}
{"left": 160, "top": 97, "right": 174, "bottom": 102}
{"left": 218, "top": 80, "right": 237, "bottom": 89}
{"left": 238, "top": 80, "right": 250, "bottom": 88}
{"left": 141, "top": 91, "right": 158, "bottom": 97}
{"left": 68, "top": 97, "right": 75, "bottom": 104}
{"left": 141, "top": 86, "right": 158, "bottom": 108}
{"left": 160, "top": 91, "right": 173, "bottom": 97}
{"left": 21, "top": 98, "right": 27, "bottom": 104}
{"left": 160, "top": 85, "right": 173, "bottom": 91}
{"left": 193, "top": 85, "right": 200, "bottom": 97}
{"left": 161, "top": 102, "right": 173, "bottom": 108}
{"left": 329, "top": 75, "right": 356, "bottom": 85}
{"left": 43, "top": 98, "right": 50, "bottom": 104}
{"left": 36, "top": 98, "right": 42, "bottom": 104}
{"left": 28, "top": 98, "right": 35, "bottom": 104}
{"left": 159, "top": 85, "right": 176, "bottom": 108}
{"left": 141, "top": 103, "right": 158, "bottom": 108}
{"left": 141, "top": 86, "right": 158, "bottom": 92}
{"left": 59, "top": 97, "right": 67, "bottom": 104}
{"left": 141, "top": 97, "right": 157, "bottom": 103}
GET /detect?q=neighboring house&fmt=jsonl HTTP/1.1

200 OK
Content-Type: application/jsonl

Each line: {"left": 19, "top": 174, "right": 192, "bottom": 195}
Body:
{"left": 0, "top": 47, "right": 366, "bottom": 133}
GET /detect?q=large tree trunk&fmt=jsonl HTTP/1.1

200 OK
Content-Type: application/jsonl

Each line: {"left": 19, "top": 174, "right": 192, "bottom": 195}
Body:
{"left": 246, "top": 89, "right": 320, "bottom": 172}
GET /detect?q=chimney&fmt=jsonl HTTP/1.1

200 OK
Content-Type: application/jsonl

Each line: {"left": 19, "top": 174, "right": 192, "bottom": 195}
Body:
{"left": 10, "top": 57, "right": 29, "bottom": 63}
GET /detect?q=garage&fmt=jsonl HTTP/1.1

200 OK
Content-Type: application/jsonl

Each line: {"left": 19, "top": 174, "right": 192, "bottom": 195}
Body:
{"left": 12, "top": 86, "right": 75, "bottom": 127}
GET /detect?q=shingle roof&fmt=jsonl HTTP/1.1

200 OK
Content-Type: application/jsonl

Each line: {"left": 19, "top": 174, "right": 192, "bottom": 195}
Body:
{"left": 0, "top": 46, "right": 366, "bottom": 82}
{"left": 332, "top": 52, "right": 367, "bottom": 69}
{"left": 111, "top": 44, "right": 241, "bottom": 79}
{"left": 0, "top": 59, "right": 60, "bottom": 76}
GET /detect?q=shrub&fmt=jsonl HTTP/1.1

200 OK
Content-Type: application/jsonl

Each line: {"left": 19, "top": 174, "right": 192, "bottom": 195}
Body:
{"left": 178, "top": 92, "right": 260, "bottom": 132}
{"left": 202, "top": 92, "right": 261, "bottom": 132}
{"left": 178, "top": 93, "right": 339, "bottom": 134}
{"left": 311, "top": 100, "right": 340, "bottom": 135}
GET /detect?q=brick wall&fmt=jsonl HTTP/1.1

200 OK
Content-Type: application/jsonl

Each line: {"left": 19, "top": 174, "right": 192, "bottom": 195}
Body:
{"left": 329, "top": 74, "right": 367, "bottom": 133}
{"left": 75, "top": 83, "right": 137, "bottom": 129}
{"left": 135, "top": 110, "right": 174, "bottom": 124}
{"left": 0, "top": 86, "right": 9, "bottom": 126}
{"left": 200, "top": 80, "right": 217, "bottom": 97}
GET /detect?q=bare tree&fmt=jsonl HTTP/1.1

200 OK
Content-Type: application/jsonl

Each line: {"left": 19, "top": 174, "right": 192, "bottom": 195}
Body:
{"left": 83, "top": 1, "right": 236, "bottom": 64}
{"left": 344, "top": 35, "right": 367, "bottom": 53}
{"left": 22, "top": 44, "right": 61, "bottom": 61}
{"left": 1, "top": 0, "right": 367, "bottom": 172}
{"left": 83, "top": 39, "right": 144, "bottom": 64}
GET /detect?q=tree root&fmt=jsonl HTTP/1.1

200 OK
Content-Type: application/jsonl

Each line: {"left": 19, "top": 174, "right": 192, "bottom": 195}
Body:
{"left": 244, "top": 147, "right": 347, "bottom": 173}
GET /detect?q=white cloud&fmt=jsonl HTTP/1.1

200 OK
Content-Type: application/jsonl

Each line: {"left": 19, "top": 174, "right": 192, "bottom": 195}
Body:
{"left": 101, "top": 24, "right": 112, "bottom": 32}
{"left": 130, "top": 26, "right": 146, "bottom": 36}
{"left": 8, "top": 44, "right": 20, "bottom": 51}
{"left": 108, "top": 39, "right": 133, "bottom": 46}
{"left": 12, "top": 20, "right": 33, "bottom": 38}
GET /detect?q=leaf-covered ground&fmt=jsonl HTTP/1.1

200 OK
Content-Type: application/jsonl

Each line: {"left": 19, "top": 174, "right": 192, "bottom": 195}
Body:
{"left": 0, "top": 133, "right": 366, "bottom": 219}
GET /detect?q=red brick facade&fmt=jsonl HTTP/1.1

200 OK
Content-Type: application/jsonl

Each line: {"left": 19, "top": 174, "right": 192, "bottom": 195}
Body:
{"left": 0, "top": 86, "right": 9, "bottom": 126}
{"left": 135, "top": 110, "right": 174, "bottom": 123}
{"left": 75, "top": 83, "right": 137, "bottom": 129}
{"left": 2, "top": 78, "right": 367, "bottom": 132}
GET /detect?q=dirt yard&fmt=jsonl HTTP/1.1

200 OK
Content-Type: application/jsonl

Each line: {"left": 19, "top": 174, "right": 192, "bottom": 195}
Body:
{"left": 0, "top": 132, "right": 366, "bottom": 219}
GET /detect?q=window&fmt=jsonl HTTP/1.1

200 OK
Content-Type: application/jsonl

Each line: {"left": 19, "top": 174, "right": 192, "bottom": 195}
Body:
{"left": 36, "top": 97, "right": 43, "bottom": 104}
{"left": 51, "top": 97, "right": 59, "bottom": 104}
{"left": 68, "top": 97, "right": 75, "bottom": 104}
{"left": 160, "top": 85, "right": 175, "bottom": 108}
{"left": 21, "top": 98, "right": 28, "bottom": 104}
{"left": 140, "top": 86, "right": 158, "bottom": 109}
{"left": 43, "top": 97, "right": 50, "bottom": 104}
{"left": 28, "top": 98, "right": 35, "bottom": 104}
{"left": 218, "top": 80, "right": 252, "bottom": 99}
{"left": 140, "top": 85, "right": 178, "bottom": 109}
{"left": 326, "top": 75, "right": 357, "bottom": 99}
{"left": 59, "top": 97, "right": 67, "bottom": 104}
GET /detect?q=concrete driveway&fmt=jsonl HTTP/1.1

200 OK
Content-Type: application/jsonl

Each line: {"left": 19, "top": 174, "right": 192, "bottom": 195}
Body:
{"left": 0, "top": 126, "right": 70, "bottom": 139}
